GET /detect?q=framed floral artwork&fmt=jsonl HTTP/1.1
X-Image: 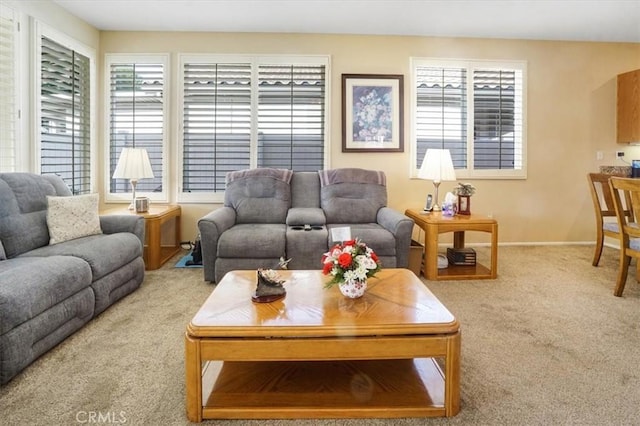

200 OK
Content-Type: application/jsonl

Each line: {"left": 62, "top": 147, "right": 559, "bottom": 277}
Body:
{"left": 342, "top": 74, "right": 404, "bottom": 152}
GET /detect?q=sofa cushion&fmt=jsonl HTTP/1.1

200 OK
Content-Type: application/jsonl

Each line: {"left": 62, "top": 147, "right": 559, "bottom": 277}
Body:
{"left": 224, "top": 169, "right": 292, "bottom": 224}
{"left": 47, "top": 194, "right": 102, "bottom": 244}
{"left": 0, "top": 173, "right": 72, "bottom": 258}
{"left": 20, "top": 233, "right": 142, "bottom": 281}
{"left": 0, "top": 256, "right": 92, "bottom": 335}
{"left": 321, "top": 183, "right": 387, "bottom": 223}
{"left": 218, "top": 224, "right": 286, "bottom": 258}
{"left": 91, "top": 257, "right": 144, "bottom": 316}
{"left": 0, "top": 286, "right": 94, "bottom": 385}
{"left": 291, "top": 172, "right": 321, "bottom": 208}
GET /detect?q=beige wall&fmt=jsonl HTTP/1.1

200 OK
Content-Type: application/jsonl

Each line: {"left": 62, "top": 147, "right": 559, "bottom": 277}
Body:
{"left": 8, "top": 0, "right": 99, "bottom": 47}
{"left": 100, "top": 31, "right": 640, "bottom": 243}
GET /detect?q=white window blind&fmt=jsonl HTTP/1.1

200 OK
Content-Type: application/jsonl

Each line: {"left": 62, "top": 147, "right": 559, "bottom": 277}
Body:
{"left": 182, "top": 63, "right": 251, "bottom": 193}
{"left": 257, "top": 64, "right": 325, "bottom": 170}
{"left": 0, "top": 5, "right": 16, "bottom": 172}
{"left": 180, "top": 57, "right": 328, "bottom": 197}
{"left": 413, "top": 59, "right": 526, "bottom": 178}
{"left": 40, "top": 36, "right": 91, "bottom": 194}
{"left": 415, "top": 66, "right": 468, "bottom": 168}
{"left": 473, "top": 69, "right": 522, "bottom": 170}
{"left": 108, "top": 61, "right": 165, "bottom": 195}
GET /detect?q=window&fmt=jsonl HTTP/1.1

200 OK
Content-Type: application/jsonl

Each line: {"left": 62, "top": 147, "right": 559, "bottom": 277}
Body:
{"left": 105, "top": 55, "right": 168, "bottom": 202}
{"left": 0, "top": 4, "right": 18, "bottom": 172}
{"left": 39, "top": 29, "right": 95, "bottom": 194}
{"left": 179, "top": 55, "right": 329, "bottom": 201}
{"left": 257, "top": 64, "right": 326, "bottom": 171}
{"left": 412, "top": 58, "right": 526, "bottom": 179}
{"left": 181, "top": 61, "right": 251, "bottom": 193}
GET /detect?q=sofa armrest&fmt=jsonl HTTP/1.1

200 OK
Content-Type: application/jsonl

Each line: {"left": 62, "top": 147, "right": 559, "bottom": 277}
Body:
{"left": 198, "top": 207, "right": 237, "bottom": 282}
{"left": 286, "top": 208, "right": 326, "bottom": 226}
{"left": 376, "top": 207, "right": 414, "bottom": 268}
{"left": 99, "top": 215, "right": 145, "bottom": 249}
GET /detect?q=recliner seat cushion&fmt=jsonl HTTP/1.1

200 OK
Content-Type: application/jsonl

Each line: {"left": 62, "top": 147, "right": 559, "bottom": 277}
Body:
{"left": 218, "top": 224, "right": 286, "bottom": 258}
{"left": 20, "top": 233, "right": 142, "bottom": 281}
{"left": 0, "top": 256, "right": 92, "bottom": 335}
{"left": 91, "top": 257, "right": 144, "bottom": 316}
{"left": 0, "top": 286, "right": 94, "bottom": 385}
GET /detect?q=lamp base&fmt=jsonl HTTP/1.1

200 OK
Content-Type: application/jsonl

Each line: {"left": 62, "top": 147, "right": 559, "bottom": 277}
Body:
{"left": 432, "top": 181, "right": 442, "bottom": 212}
{"left": 128, "top": 178, "right": 138, "bottom": 211}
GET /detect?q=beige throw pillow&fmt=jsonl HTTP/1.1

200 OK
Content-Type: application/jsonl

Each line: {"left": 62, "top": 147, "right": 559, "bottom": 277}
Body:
{"left": 47, "top": 194, "right": 102, "bottom": 244}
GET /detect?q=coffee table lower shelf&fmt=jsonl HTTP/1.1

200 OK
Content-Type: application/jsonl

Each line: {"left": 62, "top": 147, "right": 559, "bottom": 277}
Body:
{"left": 200, "top": 358, "right": 447, "bottom": 419}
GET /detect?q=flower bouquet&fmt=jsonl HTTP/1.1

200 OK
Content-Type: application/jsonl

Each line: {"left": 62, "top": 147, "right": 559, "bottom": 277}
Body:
{"left": 321, "top": 239, "right": 381, "bottom": 297}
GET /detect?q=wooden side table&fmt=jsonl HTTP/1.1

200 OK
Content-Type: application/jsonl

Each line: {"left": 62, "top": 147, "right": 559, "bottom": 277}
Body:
{"left": 101, "top": 205, "right": 182, "bottom": 270}
{"left": 405, "top": 209, "right": 498, "bottom": 280}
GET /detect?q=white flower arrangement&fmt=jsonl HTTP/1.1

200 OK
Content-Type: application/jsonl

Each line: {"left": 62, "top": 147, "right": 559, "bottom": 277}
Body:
{"left": 321, "top": 239, "right": 381, "bottom": 288}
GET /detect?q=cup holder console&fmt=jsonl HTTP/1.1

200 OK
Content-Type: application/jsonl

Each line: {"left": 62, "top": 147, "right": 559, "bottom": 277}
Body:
{"left": 290, "top": 225, "right": 324, "bottom": 231}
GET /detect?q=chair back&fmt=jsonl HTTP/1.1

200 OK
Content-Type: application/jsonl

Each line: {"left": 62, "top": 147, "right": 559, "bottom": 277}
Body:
{"left": 609, "top": 177, "right": 640, "bottom": 240}
{"left": 609, "top": 177, "right": 640, "bottom": 296}
{"left": 588, "top": 173, "right": 633, "bottom": 227}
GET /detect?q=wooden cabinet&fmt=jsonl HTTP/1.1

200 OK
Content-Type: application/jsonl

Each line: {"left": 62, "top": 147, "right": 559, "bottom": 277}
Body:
{"left": 617, "top": 69, "right": 640, "bottom": 144}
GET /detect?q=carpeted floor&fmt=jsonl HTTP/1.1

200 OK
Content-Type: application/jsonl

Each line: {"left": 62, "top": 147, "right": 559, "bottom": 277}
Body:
{"left": 1, "top": 245, "right": 639, "bottom": 425}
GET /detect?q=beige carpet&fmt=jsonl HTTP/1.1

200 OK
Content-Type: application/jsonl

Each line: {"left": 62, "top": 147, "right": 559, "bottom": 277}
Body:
{"left": 1, "top": 245, "right": 639, "bottom": 425}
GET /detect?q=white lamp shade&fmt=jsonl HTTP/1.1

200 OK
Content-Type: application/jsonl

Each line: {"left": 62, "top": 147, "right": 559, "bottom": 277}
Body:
{"left": 112, "top": 148, "right": 154, "bottom": 180}
{"left": 418, "top": 149, "right": 456, "bottom": 183}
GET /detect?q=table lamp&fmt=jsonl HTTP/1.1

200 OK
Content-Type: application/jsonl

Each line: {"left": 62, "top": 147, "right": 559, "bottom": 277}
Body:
{"left": 418, "top": 148, "right": 456, "bottom": 212}
{"left": 112, "top": 147, "right": 154, "bottom": 210}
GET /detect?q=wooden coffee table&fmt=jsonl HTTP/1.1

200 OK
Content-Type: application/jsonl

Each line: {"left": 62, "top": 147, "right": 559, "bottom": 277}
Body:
{"left": 185, "top": 269, "right": 461, "bottom": 421}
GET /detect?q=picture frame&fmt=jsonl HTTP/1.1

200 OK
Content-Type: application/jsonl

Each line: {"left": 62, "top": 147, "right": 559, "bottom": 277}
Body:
{"left": 342, "top": 74, "right": 404, "bottom": 152}
{"left": 457, "top": 195, "right": 471, "bottom": 215}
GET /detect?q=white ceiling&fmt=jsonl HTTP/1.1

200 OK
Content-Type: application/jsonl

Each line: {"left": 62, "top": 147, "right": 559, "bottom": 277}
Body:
{"left": 52, "top": 0, "right": 640, "bottom": 43}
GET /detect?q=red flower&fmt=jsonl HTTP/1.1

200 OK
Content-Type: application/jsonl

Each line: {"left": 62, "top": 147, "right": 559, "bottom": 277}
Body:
{"left": 338, "top": 253, "right": 352, "bottom": 268}
{"left": 322, "top": 262, "right": 333, "bottom": 275}
{"left": 371, "top": 252, "right": 379, "bottom": 262}
{"left": 343, "top": 239, "right": 356, "bottom": 247}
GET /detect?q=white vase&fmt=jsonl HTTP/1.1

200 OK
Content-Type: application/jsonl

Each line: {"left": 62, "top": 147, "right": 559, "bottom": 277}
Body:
{"left": 338, "top": 278, "right": 367, "bottom": 298}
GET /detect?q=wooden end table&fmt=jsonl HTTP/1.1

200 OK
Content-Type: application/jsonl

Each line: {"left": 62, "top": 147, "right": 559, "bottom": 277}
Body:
{"left": 185, "top": 269, "right": 461, "bottom": 421}
{"left": 101, "top": 204, "right": 181, "bottom": 270}
{"left": 405, "top": 209, "right": 498, "bottom": 280}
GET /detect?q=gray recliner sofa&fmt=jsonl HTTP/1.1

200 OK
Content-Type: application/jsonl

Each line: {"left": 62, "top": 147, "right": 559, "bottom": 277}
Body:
{"left": 0, "top": 173, "right": 145, "bottom": 385}
{"left": 198, "top": 168, "right": 414, "bottom": 283}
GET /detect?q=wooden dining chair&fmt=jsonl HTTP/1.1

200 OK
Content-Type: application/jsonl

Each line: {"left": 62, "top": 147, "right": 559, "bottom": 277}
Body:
{"left": 587, "top": 173, "right": 633, "bottom": 266}
{"left": 608, "top": 176, "right": 640, "bottom": 296}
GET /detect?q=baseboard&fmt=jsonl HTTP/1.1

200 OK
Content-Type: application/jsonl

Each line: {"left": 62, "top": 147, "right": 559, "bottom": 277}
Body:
{"left": 441, "top": 241, "right": 596, "bottom": 248}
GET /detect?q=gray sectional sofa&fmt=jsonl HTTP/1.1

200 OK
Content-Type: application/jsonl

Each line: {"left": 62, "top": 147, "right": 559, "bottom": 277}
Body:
{"left": 198, "top": 168, "right": 414, "bottom": 283}
{"left": 0, "top": 173, "right": 145, "bottom": 385}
